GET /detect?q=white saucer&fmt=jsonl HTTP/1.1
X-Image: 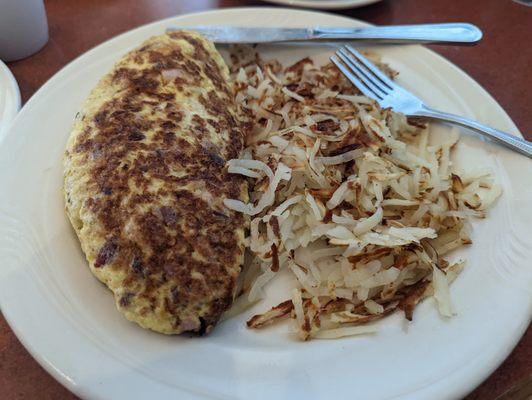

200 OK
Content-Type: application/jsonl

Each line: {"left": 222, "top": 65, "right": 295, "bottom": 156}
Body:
{"left": 0, "top": 60, "right": 21, "bottom": 141}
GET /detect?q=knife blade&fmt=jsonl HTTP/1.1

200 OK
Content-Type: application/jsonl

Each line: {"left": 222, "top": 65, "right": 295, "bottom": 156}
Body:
{"left": 166, "top": 23, "right": 482, "bottom": 45}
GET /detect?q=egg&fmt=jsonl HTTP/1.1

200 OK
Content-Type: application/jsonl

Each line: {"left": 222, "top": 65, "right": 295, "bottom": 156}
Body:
{"left": 64, "top": 31, "right": 248, "bottom": 335}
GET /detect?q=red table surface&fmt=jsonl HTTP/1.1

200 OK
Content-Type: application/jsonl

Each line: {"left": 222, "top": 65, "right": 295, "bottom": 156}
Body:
{"left": 1, "top": 0, "right": 530, "bottom": 399}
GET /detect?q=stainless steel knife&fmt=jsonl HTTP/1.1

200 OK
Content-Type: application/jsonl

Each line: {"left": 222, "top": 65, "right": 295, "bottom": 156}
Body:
{"left": 166, "top": 23, "right": 482, "bottom": 45}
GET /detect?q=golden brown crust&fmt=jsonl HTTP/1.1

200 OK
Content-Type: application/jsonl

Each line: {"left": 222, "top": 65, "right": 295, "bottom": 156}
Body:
{"left": 64, "top": 31, "right": 248, "bottom": 334}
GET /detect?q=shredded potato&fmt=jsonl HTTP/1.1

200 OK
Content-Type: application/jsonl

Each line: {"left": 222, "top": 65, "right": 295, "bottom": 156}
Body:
{"left": 225, "top": 48, "right": 501, "bottom": 340}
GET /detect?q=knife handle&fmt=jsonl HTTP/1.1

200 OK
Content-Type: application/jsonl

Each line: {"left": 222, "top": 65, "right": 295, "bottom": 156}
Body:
{"left": 314, "top": 23, "right": 482, "bottom": 45}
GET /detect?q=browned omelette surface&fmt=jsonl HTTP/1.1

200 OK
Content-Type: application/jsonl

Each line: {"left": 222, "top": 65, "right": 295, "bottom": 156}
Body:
{"left": 63, "top": 31, "right": 249, "bottom": 334}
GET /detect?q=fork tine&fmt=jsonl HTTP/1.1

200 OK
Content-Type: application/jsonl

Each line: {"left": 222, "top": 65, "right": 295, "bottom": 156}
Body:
{"left": 337, "top": 48, "right": 389, "bottom": 98}
{"left": 345, "top": 45, "right": 395, "bottom": 90}
{"left": 330, "top": 55, "right": 379, "bottom": 100}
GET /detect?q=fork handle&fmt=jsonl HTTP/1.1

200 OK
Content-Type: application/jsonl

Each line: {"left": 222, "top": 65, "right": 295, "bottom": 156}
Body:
{"left": 414, "top": 106, "right": 532, "bottom": 158}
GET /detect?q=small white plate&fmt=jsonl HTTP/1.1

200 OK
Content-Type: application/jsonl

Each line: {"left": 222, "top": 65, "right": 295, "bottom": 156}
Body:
{"left": 263, "top": 0, "right": 381, "bottom": 9}
{"left": 0, "top": 60, "right": 21, "bottom": 141}
{"left": 0, "top": 7, "right": 530, "bottom": 400}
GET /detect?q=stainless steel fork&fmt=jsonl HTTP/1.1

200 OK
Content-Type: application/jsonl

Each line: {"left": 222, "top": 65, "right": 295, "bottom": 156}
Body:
{"left": 331, "top": 46, "right": 532, "bottom": 159}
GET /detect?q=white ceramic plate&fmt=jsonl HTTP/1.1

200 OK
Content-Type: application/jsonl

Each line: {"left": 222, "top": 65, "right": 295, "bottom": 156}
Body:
{"left": 0, "top": 60, "right": 21, "bottom": 141}
{"left": 262, "top": 0, "right": 381, "bottom": 10}
{"left": 0, "top": 7, "right": 530, "bottom": 400}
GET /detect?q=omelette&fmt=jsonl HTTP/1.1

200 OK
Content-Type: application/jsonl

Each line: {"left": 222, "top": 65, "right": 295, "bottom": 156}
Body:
{"left": 63, "top": 31, "right": 249, "bottom": 335}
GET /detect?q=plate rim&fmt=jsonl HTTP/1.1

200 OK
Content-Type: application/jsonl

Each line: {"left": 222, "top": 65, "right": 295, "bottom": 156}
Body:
{"left": 261, "top": 0, "right": 382, "bottom": 10}
{"left": 0, "top": 6, "right": 529, "bottom": 400}
{"left": 0, "top": 59, "right": 21, "bottom": 141}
